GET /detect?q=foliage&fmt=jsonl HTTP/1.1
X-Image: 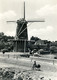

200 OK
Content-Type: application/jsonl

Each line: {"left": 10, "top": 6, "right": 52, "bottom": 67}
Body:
{"left": 29, "top": 36, "right": 57, "bottom": 54}
{"left": 0, "top": 32, "right": 14, "bottom": 52}
{"left": 30, "top": 36, "right": 40, "bottom": 41}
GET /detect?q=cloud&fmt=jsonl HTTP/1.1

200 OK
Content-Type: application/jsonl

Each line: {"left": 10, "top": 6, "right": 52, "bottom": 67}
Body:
{"left": 0, "top": 4, "right": 57, "bottom": 41}
{"left": 38, "top": 26, "right": 54, "bottom": 34}
{"left": 28, "top": 26, "right": 54, "bottom": 41}
{"left": 0, "top": 10, "right": 17, "bottom": 20}
{"left": 5, "top": 31, "right": 16, "bottom": 36}
{"left": 36, "top": 4, "right": 57, "bottom": 17}
{"left": 0, "top": 10, "right": 17, "bottom": 36}
{"left": 34, "top": 4, "right": 57, "bottom": 41}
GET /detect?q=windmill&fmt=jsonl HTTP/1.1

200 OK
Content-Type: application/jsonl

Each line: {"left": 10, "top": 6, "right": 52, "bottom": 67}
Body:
{"left": 7, "top": 2, "right": 45, "bottom": 52}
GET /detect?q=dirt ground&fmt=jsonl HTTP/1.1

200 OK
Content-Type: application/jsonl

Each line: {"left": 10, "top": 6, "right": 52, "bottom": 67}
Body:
{"left": 0, "top": 52, "right": 57, "bottom": 80}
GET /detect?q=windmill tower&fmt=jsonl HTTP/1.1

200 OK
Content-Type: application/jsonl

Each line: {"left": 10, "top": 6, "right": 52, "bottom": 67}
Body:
{"left": 7, "top": 2, "right": 45, "bottom": 52}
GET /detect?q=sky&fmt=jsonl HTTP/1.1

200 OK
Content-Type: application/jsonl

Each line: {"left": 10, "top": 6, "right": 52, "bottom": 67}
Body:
{"left": 0, "top": 0, "right": 57, "bottom": 41}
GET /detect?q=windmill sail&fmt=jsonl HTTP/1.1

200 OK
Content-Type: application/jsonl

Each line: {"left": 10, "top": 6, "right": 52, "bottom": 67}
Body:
{"left": 24, "top": 1, "right": 25, "bottom": 20}
{"left": 27, "top": 19, "right": 45, "bottom": 22}
{"left": 6, "top": 1, "right": 45, "bottom": 52}
{"left": 7, "top": 21, "right": 16, "bottom": 23}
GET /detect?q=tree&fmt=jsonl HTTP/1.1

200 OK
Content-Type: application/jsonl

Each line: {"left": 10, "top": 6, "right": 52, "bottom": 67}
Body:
{"left": 0, "top": 32, "right": 14, "bottom": 52}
